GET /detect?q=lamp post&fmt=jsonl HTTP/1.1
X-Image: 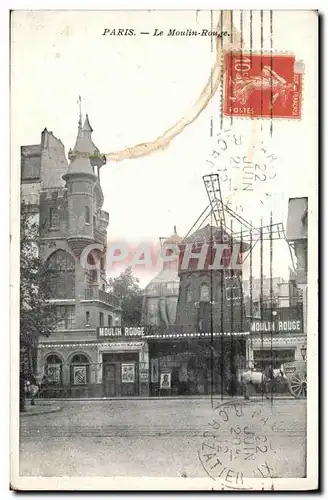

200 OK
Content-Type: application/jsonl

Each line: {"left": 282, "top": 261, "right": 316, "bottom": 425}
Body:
{"left": 300, "top": 345, "right": 307, "bottom": 360}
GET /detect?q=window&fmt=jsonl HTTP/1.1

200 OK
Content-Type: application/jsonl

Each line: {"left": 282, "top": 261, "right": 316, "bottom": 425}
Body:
{"left": 200, "top": 283, "right": 210, "bottom": 302}
{"left": 108, "top": 314, "right": 112, "bottom": 326}
{"left": 99, "top": 312, "right": 104, "bottom": 327}
{"left": 186, "top": 286, "right": 192, "bottom": 302}
{"left": 85, "top": 252, "right": 98, "bottom": 285}
{"left": 167, "top": 282, "right": 179, "bottom": 294}
{"left": 226, "top": 275, "right": 242, "bottom": 301}
{"left": 70, "top": 354, "right": 90, "bottom": 385}
{"left": 45, "top": 250, "right": 75, "bottom": 299}
{"left": 86, "top": 311, "right": 90, "bottom": 326}
{"left": 93, "top": 215, "right": 96, "bottom": 228}
{"left": 253, "top": 349, "right": 295, "bottom": 371}
{"left": 49, "top": 207, "right": 59, "bottom": 229}
{"left": 56, "top": 306, "right": 76, "bottom": 329}
{"left": 85, "top": 206, "right": 90, "bottom": 224}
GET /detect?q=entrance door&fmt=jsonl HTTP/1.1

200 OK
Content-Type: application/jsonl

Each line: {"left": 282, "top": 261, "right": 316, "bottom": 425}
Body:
{"left": 102, "top": 353, "right": 140, "bottom": 397}
{"left": 103, "top": 363, "right": 117, "bottom": 397}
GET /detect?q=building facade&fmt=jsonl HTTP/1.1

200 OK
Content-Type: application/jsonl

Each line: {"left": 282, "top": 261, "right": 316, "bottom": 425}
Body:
{"left": 20, "top": 117, "right": 140, "bottom": 397}
{"left": 141, "top": 227, "right": 182, "bottom": 327}
{"left": 144, "top": 224, "right": 250, "bottom": 396}
{"left": 245, "top": 198, "right": 308, "bottom": 371}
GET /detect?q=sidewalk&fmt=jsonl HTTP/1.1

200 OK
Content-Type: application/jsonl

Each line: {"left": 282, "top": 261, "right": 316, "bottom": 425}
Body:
{"left": 38, "top": 394, "right": 296, "bottom": 402}
{"left": 20, "top": 401, "right": 62, "bottom": 417}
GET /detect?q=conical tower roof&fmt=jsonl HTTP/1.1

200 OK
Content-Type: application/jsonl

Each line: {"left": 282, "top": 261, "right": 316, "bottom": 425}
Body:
{"left": 68, "top": 113, "right": 106, "bottom": 171}
{"left": 64, "top": 116, "right": 96, "bottom": 177}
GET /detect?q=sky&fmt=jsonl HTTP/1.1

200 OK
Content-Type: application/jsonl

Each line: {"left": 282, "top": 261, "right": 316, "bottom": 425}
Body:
{"left": 11, "top": 10, "right": 317, "bottom": 287}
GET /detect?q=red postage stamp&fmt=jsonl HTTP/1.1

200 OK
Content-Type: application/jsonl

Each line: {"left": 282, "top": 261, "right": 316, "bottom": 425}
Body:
{"left": 224, "top": 52, "right": 303, "bottom": 119}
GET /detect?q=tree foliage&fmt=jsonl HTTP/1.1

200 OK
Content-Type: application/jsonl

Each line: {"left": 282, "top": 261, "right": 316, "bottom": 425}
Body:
{"left": 20, "top": 203, "right": 58, "bottom": 348}
{"left": 108, "top": 267, "right": 143, "bottom": 326}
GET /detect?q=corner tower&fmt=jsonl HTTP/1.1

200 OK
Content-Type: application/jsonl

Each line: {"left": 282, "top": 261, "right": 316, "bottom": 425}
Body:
{"left": 63, "top": 115, "right": 106, "bottom": 255}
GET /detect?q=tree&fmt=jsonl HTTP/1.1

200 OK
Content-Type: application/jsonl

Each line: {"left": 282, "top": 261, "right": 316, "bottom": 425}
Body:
{"left": 108, "top": 267, "right": 143, "bottom": 326}
{"left": 20, "top": 203, "right": 58, "bottom": 410}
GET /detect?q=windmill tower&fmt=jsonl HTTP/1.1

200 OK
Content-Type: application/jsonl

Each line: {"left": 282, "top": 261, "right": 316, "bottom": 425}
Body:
{"left": 175, "top": 173, "right": 294, "bottom": 335}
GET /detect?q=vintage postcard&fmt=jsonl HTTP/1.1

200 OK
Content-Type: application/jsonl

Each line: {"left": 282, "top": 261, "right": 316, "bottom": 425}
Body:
{"left": 10, "top": 9, "right": 318, "bottom": 491}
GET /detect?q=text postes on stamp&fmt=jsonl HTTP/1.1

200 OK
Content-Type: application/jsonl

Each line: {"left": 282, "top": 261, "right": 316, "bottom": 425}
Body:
{"left": 198, "top": 401, "right": 278, "bottom": 489}
{"left": 224, "top": 53, "right": 302, "bottom": 119}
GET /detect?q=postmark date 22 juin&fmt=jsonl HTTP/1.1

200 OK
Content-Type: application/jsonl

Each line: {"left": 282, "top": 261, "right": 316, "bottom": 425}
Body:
{"left": 198, "top": 403, "right": 277, "bottom": 486}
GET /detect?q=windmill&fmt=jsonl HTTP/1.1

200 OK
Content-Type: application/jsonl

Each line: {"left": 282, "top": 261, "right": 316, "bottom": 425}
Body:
{"left": 184, "top": 172, "right": 296, "bottom": 270}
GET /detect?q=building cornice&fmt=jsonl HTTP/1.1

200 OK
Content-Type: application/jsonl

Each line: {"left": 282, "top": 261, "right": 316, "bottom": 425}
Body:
{"left": 249, "top": 335, "right": 306, "bottom": 345}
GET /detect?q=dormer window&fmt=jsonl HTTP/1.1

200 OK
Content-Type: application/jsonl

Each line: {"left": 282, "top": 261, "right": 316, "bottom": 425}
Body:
{"left": 49, "top": 207, "right": 59, "bottom": 229}
{"left": 85, "top": 206, "right": 90, "bottom": 224}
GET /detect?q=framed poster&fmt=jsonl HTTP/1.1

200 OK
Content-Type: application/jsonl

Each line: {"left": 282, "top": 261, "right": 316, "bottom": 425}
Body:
{"left": 121, "top": 363, "right": 135, "bottom": 383}
{"left": 160, "top": 372, "right": 171, "bottom": 389}
{"left": 151, "top": 358, "right": 159, "bottom": 383}
{"left": 73, "top": 366, "right": 87, "bottom": 385}
{"left": 46, "top": 363, "right": 61, "bottom": 383}
{"left": 140, "top": 369, "right": 149, "bottom": 382}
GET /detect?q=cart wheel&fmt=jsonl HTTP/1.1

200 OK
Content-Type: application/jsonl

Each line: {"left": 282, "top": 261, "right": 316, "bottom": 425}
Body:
{"left": 288, "top": 371, "right": 307, "bottom": 398}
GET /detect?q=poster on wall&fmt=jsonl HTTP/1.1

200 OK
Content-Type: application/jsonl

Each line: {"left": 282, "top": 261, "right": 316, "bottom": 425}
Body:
{"left": 140, "top": 369, "right": 149, "bottom": 382}
{"left": 73, "top": 366, "right": 87, "bottom": 385}
{"left": 47, "top": 363, "right": 61, "bottom": 383}
{"left": 121, "top": 364, "right": 135, "bottom": 383}
{"left": 160, "top": 372, "right": 171, "bottom": 389}
{"left": 151, "top": 358, "right": 159, "bottom": 383}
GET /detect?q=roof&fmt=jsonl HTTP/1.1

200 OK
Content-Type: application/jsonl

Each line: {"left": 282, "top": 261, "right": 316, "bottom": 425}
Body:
{"left": 286, "top": 197, "right": 308, "bottom": 241}
{"left": 83, "top": 114, "right": 93, "bottom": 133}
{"left": 184, "top": 224, "right": 250, "bottom": 252}
{"left": 68, "top": 114, "right": 106, "bottom": 170}
{"left": 149, "top": 267, "right": 179, "bottom": 283}
{"left": 66, "top": 115, "right": 101, "bottom": 177}
{"left": 163, "top": 226, "right": 183, "bottom": 245}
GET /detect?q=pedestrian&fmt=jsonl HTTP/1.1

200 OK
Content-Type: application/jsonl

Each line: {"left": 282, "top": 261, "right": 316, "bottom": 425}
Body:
{"left": 263, "top": 363, "right": 274, "bottom": 398}
{"left": 29, "top": 373, "right": 40, "bottom": 406}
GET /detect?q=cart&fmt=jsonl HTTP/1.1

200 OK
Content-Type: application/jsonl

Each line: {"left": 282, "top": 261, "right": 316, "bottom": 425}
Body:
{"left": 281, "top": 360, "right": 307, "bottom": 399}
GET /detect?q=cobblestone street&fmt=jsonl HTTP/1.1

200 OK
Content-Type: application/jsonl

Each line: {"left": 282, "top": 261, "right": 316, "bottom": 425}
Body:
{"left": 20, "top": 398, "right": 306, "bottom": 478}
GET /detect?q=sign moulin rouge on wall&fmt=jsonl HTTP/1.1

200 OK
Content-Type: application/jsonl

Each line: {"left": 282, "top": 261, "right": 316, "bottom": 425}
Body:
{"left": 98, "top": 327, "right": 145, "bottom": 337}
{"left": 251, "top": 320, "right": 302, "bottom": 333}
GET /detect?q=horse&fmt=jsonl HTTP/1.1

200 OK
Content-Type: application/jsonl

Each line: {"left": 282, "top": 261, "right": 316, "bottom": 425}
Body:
{"left": 237, "top": 367, "right": 286, "bottom": 400}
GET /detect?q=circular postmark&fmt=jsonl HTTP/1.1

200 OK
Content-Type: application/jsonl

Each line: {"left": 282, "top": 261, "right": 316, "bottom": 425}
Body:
{"left": 198, "top": 400, "right": 279, "bottom": 489}
{"left": 204, "top": 127, "right": 280, "bottom": 211}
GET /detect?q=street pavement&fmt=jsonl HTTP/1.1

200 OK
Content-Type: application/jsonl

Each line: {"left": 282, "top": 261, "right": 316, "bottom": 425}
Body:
{"left": 20, "top": 398, "right": 306, "bottom": 479}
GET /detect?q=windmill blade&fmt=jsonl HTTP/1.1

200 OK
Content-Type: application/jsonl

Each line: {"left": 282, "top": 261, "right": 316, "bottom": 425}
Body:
{"left": 184, "top": 204, "right": 211, "bottom": 239}
{"left": 203, "top": 174, "right": 227, "bottom": 230}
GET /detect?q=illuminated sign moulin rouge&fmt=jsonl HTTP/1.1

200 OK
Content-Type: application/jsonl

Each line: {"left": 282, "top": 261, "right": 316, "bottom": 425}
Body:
{"left": 98, "top": 327, "right": 145, "bottom": 337}
{"left": 251, "top": 320, "right": 302, "bottom": 333}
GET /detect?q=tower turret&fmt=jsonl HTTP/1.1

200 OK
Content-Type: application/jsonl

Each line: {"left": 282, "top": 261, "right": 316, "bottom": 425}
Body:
{"left": 63, "top": 116, "right": 99, "bottom": 255}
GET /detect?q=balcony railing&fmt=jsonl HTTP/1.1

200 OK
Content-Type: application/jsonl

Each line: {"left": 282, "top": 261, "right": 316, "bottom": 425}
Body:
{"left": 85, "top": 287, "right": 121, "bottom": 308}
